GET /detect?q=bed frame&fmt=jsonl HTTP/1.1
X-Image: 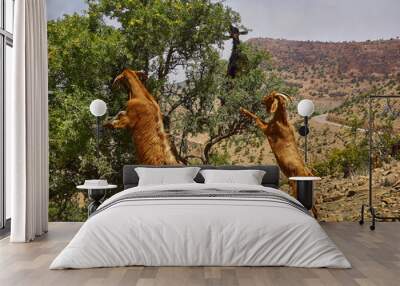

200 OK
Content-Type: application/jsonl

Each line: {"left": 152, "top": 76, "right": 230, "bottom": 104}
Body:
{"left": 123, "top": 165, "right": 280, "bottom": 190}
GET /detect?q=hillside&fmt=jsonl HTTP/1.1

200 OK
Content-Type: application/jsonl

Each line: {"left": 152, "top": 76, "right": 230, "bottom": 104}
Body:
{"left": 237, "top": 38, "right": 400, "bottom": 222}
{"left": 248, "top": 38, "right": 400, "bottom": 112}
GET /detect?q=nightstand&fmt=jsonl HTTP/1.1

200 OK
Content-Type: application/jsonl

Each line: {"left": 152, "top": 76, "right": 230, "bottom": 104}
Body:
{"left": 289, "top": 176, "right": 321, "bottom": 210}
{"left": 77, "top": 184, "right": 117, "bottom": 216}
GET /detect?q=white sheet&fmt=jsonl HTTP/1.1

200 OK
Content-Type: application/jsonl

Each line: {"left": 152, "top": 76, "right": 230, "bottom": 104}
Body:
{"left": 50, "top": 183, "right": 351, "bottom": 269}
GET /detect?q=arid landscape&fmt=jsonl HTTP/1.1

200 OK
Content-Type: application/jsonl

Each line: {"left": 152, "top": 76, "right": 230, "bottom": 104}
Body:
{"left": 249, "top": 38, "right": 400, "bottom": 103}
{"left": 209, "top": 38, "right": 400, "bottom": 221}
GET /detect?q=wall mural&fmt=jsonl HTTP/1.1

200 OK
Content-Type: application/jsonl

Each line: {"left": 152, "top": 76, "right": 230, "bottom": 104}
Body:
{"left": 47, "top": 0, "right": 400, "bottom": 222}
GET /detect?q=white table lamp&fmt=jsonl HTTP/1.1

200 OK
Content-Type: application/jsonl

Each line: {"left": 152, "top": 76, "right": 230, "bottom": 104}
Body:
{"left": 297, "top": 99, "right": 315, "bottom": 163}
{"left": 297, "top": 99, "right": 315, "bottom": 117}
{"left": 90, "top": 99, "right": 107, "bottom": 158}
{"left": 90, "top": 99, "right": 107, "bottom": 117}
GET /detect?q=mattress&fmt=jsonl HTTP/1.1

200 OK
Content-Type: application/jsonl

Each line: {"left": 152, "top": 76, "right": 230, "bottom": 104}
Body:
{"left": 50, "top": 183, "right": 351, "bottom": 269}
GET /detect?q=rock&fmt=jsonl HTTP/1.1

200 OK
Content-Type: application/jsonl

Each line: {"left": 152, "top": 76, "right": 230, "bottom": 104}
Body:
{"left": 382, "top": 198, "right": 395, "bottom": 205}
{"left": 393, "top": 180, "right": 400, "bottom": 187}
{"left": 326, "top": 214, "right": 344, "bottom": 222}
{"left": 381, "top": 174, "right": 399, "bottom": 186}
{"left": 323, "top": 191, "right": 344, "bottom": 202}
{"left": 346, "top": 190, "right": 356, "bottom": 197}
{"left": 314, "top": 159, "right": 400, "bottom": 222}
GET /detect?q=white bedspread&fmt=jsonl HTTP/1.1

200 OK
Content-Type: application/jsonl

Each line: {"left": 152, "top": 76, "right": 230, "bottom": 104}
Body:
{"left": 50, "top": 183, "right": 351, "bottom": 269}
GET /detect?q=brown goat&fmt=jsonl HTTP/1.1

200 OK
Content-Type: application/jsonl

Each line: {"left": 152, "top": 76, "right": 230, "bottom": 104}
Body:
{"left": 240, "top": 91, "right": 313, "bottom": 198}
{"left": 105, "top": 69, "right": 178, "bottom": 165}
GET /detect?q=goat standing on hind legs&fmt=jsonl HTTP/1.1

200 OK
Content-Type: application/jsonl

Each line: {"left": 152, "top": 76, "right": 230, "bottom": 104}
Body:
{"left": 104, "top": 68, "right": 179, "bottom": 165}
{"left": 240, "top": 91, "right": 317, "bottom": 217}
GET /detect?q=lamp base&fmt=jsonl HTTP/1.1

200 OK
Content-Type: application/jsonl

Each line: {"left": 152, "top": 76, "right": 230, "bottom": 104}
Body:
{"left": 298, "top": 125, "right": 309, "bottom": 136}
{"left": 296, "top": 180, "right": 313, "bottom": 210}
{"left": 88, "top": 189, "right": 106, "bottom": 216}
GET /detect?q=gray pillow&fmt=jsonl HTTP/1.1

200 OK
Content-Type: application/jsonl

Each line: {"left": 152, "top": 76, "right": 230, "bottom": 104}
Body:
{"left": 135, "top": 167, "right": 201, "bottom": 186}
{"left": 200, "top": 169, "right": 266, "bottom": 185}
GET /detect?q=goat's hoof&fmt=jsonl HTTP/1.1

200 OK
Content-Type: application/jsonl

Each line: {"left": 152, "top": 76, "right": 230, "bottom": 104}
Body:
{"left": 239, "top": 107, "right": 249, "bottom": 115}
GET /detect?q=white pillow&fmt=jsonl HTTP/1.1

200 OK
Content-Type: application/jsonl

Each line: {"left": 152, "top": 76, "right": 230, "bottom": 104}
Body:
{"left": 135, "top": 167, "right": 201, "bottom": 186}
{"left": 200, "top": 169, "right": 266, "bottom": 185}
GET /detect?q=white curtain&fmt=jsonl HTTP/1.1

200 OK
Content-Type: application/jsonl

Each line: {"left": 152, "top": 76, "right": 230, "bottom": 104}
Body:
{"left": 7, "top": 0, "right": 49, "bottom": 242}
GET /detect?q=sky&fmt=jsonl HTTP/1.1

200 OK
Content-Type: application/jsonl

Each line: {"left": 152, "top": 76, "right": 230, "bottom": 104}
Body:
{"left": 47, "top": 0, "right": 87, "bottom": 20}
{"left": 226, "top": 0, "right": 400, "bottom": 42}
{"left": 47, "top": 0, "right": 400, "bottom": 81}
{"left": 47, "top": 0, "right": 400, "bottom": 43}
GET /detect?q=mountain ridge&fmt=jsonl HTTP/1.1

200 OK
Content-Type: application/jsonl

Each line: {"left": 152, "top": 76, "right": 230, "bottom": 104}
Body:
{"left": 247, "top": 37, "right": 400, "bottom": 111}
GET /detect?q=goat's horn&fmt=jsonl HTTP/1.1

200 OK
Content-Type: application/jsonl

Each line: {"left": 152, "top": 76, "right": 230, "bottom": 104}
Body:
{"left": 276, "top": 92, "right": 292, "bottom": 102}
{"left": 112, "top": 73, "right": 125, "bottom": 88}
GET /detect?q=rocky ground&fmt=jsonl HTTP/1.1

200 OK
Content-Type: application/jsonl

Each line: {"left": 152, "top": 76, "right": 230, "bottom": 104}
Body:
{"left": 312, "top": 160, "right": 400, "bottom": 222}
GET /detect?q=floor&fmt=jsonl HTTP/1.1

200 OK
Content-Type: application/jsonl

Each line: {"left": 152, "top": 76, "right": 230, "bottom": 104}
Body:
{"left": 0, "top": 222, "right": 399, "bottom": 286}
{"left": 0, "top": 219, "right": 11, "bottom": 239}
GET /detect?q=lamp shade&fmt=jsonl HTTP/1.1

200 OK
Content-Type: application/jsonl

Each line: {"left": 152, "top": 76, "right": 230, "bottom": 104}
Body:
{"left": 297, "top": 99, "right": 315, "bottom": 117}
{"left": 90, "top": 99, "right": 107, "bottom": 117}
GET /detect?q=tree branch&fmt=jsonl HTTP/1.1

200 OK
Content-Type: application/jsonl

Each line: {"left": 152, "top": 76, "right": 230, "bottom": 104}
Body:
{"left": 168, "top": 135, "right": 188, "bottom": 165}
{"left": 158, "top": 47, "right": 175, "bottom": 80}
{"left": 203, "top": 119, "right": 246, "bottom": 163}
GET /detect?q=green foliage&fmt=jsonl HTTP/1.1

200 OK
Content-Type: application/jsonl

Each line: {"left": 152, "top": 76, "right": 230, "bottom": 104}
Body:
{"left": 208, "top": 152, "right": 231, "bottom": 165}
{"left": 375, "top": 116, "right": 400, "bottom": 160}
{"left": 48, "top": 14, "right": 136, "bottom": 221}
{"left": 48, "top": 199, "right": 87, "bottom": 222}
{"left": 313, "top": 141, "right": 369, "bottom": 177}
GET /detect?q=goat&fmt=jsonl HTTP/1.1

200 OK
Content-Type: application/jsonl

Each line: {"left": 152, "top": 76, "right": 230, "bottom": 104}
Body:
{"left": 240, "top": 91, "right": 314, "bottom": 199}
{"left": 104, "top": 69, "right": 178, "bottom": 165}
{"left": 227, "top": 25, "right": 248, "bottom": 78}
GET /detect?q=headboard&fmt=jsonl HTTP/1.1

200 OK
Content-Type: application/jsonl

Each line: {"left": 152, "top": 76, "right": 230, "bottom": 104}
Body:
{"left": 123, "top": 165, "right": 280, "bottom": 189}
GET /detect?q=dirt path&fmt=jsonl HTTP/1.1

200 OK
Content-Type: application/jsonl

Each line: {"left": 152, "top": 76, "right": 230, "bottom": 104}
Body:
{"left": 312, "top": 113, "right": 366, "bottom": 133}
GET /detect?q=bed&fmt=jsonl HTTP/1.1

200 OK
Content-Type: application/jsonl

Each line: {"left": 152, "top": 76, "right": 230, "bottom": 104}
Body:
{"left": 50, "top": 165, "right": 350, "bottom": 269}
